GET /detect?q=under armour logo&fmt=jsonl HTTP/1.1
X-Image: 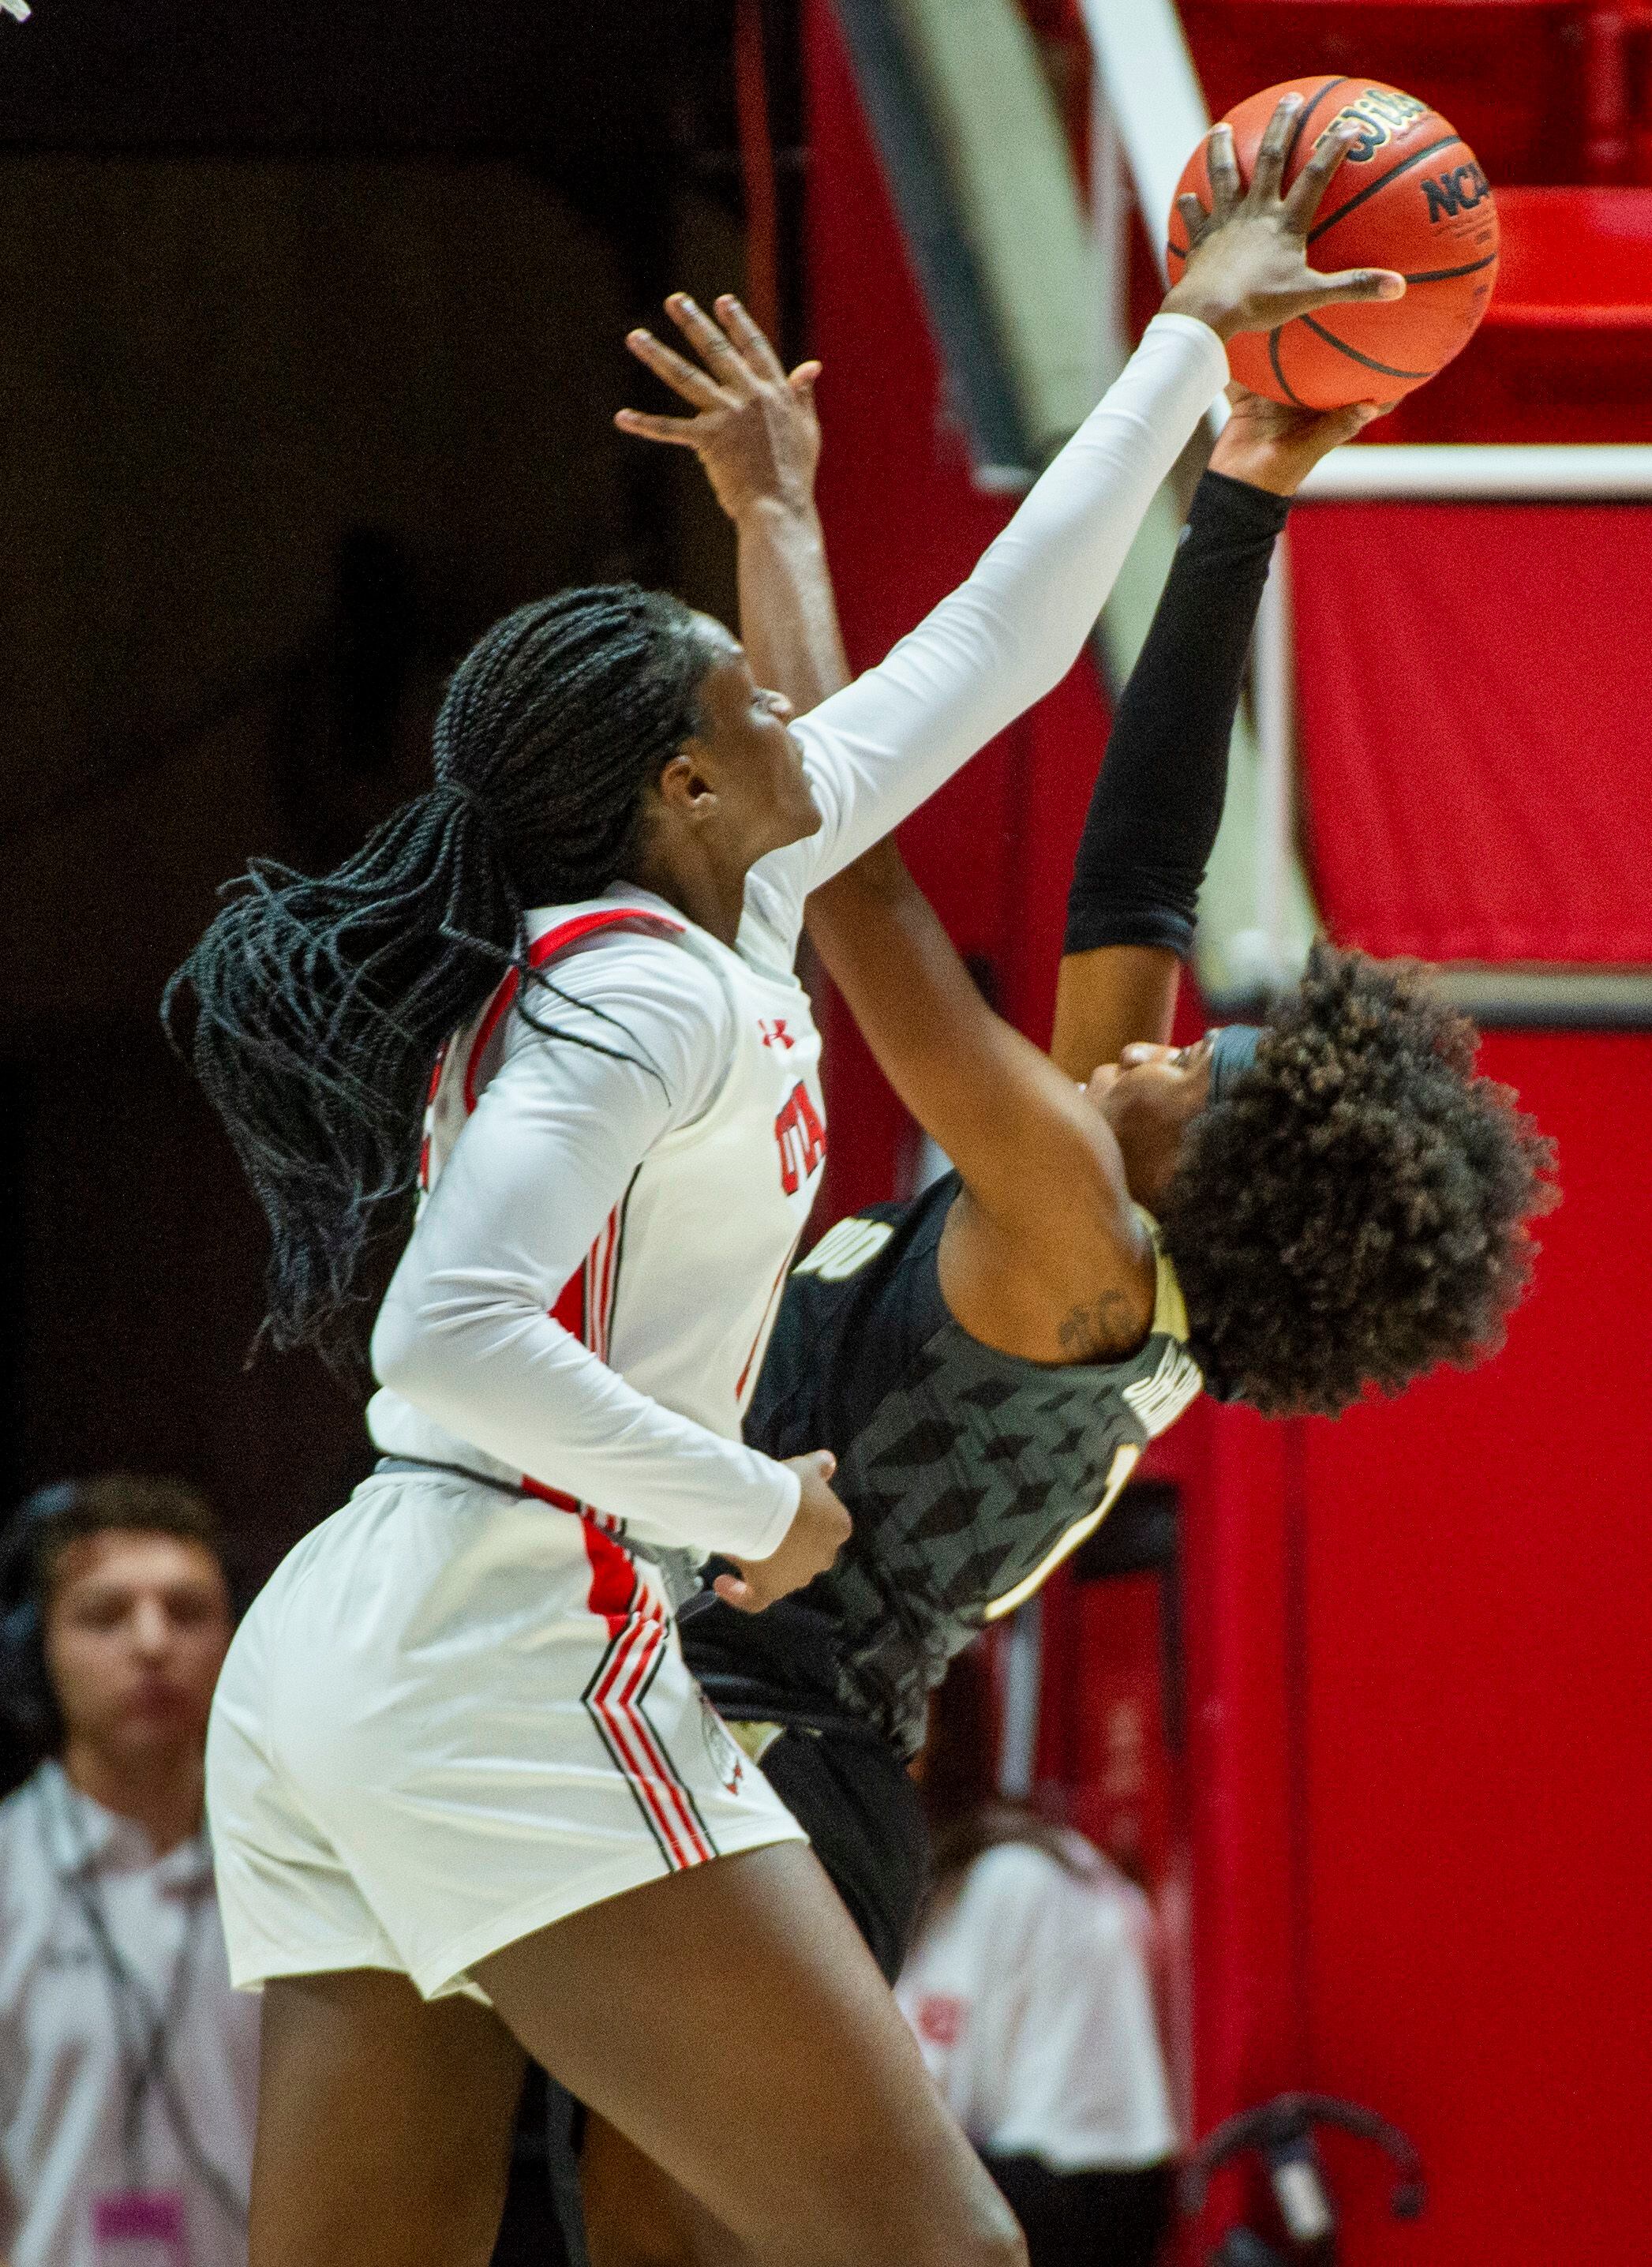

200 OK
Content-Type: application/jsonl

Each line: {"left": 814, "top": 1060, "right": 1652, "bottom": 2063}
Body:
{"left": 759, "top": 1018, "right": 796, "bottom": 1051}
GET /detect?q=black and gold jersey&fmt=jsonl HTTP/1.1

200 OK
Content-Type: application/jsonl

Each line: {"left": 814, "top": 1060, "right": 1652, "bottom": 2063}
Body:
{"left": 682, "top": 1171, "right": 1202, "bottom": 1759}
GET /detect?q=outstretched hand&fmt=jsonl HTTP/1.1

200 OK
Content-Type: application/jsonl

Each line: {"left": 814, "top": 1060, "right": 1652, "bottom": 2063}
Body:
{"left": 1165, "top": 93, "right": 1407, "bottom": 342}
{"left": 616, "top": 293, "right": 824, "bottom": 524}
{"left": 1208, "top": 383, "right": 1385, "bottom": 495}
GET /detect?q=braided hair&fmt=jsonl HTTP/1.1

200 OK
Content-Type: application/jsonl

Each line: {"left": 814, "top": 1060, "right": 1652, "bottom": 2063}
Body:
{"left": 165, "top": 583, "right": 712, "bottom": 1364}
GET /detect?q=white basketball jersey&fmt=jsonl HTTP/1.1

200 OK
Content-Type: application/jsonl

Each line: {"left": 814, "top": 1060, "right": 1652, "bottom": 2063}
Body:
{"left": 371, "top": 896, "right": 826, "bottom": 1532}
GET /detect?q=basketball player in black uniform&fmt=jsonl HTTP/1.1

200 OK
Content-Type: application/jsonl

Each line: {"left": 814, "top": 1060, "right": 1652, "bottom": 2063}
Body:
{"left": 580, "top": 301, "right": 1554, "bottom": 2263}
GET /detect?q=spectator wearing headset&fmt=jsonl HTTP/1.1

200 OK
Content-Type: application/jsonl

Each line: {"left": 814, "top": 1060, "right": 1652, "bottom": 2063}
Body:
{"left": 0, "top": 1476, "right": 256, "bottom": 2267}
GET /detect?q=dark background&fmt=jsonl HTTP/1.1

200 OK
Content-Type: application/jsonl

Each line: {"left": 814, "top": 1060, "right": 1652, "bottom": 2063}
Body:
{"left": 0, "top": 1, "right": 805, "bottom": 1584}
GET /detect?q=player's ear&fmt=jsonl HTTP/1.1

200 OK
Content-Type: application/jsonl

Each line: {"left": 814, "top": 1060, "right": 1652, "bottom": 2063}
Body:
{"left": 655, "top": 747, "right": 717, "bottom": 819}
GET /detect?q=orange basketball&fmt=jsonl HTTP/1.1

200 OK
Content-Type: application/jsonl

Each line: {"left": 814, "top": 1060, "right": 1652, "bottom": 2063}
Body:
{"left": 1167, "top": 75, "right": 1500, "bottom": 408}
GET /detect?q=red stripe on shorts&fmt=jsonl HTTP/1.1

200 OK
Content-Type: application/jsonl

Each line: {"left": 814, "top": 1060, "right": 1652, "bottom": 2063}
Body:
{"left": 592, "top": 1609, "right": 714, "bottom": 1869}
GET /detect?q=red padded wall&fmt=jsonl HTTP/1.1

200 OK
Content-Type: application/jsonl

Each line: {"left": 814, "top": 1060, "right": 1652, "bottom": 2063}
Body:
{"left": 1292, "top": 1029, "right": 1652, "bottom": 2260}
{"left": 1291, "top": 501, "right": 1652, "bottom": 964}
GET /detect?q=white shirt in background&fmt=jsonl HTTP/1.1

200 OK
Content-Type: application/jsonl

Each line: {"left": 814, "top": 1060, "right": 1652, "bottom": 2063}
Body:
{"left": 896, "top": 1834, "right": 1177, "bottom": 2172}
{"left": 0, "top": 1762, "right": 258, "bottom": 2267}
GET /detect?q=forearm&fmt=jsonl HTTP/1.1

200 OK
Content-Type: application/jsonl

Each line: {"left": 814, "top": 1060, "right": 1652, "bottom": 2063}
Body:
{"left": 1062, "top": 468, "right": 1289, "bottom": 961}
{"left": 736, "top": 499, "right": 851, "bottom": 714}
{"left": 372, "top": 1290, "right": 797, "bottom": 1560}
{"left": 1049, "top": 469, "right": 1287, "bottom": 1077}
{"left": 773, "top": 315, "right": 1228, "bottom": 901}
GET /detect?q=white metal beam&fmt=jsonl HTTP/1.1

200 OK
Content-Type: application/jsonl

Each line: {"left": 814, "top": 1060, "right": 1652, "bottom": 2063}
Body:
{"left": 1077, "top": 0, "right": 1208, "bottom": 281}
{"left": 1300, "top": 444, "right": 1652, "bottom": 500}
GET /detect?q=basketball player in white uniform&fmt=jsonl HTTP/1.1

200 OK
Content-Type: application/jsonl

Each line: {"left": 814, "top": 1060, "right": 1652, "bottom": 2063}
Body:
{"left": 175, "top": 101, "right": 1399, "bottom": 2267}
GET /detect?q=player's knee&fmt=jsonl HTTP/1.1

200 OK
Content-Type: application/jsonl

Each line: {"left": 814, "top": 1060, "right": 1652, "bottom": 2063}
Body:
{"left": 833, "top": 2177, "right": 1026, "bottom": 2267}
{"left": 897, "top": 2214, "right": 1027, "bottom": 2267}
{"left": 950, "top": 2194, "right": 1028, "bottom": 2267}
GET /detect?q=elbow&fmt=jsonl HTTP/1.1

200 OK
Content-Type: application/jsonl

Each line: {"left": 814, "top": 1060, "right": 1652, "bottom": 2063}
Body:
{"left": 369, "top": 1290, "right": 429, "bottom": 1402}
{"left": 370, "top": 1267, "right": 561, "bottom": 1428}
{"left": 370, "top": 1272, "right": 476, "bottom": 1408}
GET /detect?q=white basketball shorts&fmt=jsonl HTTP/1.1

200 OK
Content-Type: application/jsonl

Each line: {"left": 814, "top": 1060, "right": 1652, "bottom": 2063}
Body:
{"left": 206, "top": 1467, "right": 805, "bottom": 2002}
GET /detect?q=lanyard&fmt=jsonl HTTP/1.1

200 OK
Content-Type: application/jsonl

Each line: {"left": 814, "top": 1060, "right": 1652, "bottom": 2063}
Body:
{"left": 36, "top": 1775, "right": 249, "bottom": 2230}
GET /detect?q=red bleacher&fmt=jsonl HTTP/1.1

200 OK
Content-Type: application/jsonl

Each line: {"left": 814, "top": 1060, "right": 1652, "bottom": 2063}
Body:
{"left": 1031, "top": 2, "right": 1652, "bottom": 439}
{"left": 1185, "top": 5, "right": 1652, "bottom": 439}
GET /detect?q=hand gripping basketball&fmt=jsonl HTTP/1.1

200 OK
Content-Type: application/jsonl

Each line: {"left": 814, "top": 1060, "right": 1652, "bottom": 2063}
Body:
{"left": 1171, "top": 78, "right": 1497, "bottom": 407}
{"left": 713, "top": 1451, "right": 851, "bottom": 1614}
{"left": 1163, "top": 94, "right": 1406, "bottom": 343}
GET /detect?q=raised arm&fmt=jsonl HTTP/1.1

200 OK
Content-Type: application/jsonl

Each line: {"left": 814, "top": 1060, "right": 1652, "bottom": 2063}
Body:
{"left": 748, "top": 100, "right": 1401, "bottom": 936}
{"left": 616, "top": 293, "right": 851, "bottom": 715}
{"left": 808, "top": 837, "right": 1140, "bottom": 1345}
{"left": 622, "top": 100, "right": 1403, "bottom": 963}
{"left": 805, "top": 397, "right": 1379, "bottom": 1356}
{"left": 1050, "top": 389, "right": 1377, "bottom": 1081}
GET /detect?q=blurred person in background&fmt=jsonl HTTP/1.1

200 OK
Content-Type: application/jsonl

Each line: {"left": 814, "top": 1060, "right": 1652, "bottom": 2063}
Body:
{"left": 898, "top": 1649, "right": 1176, "bottom": 2267}
{"left": 0, "top": 1476, "right": 256, "bottom": 2267}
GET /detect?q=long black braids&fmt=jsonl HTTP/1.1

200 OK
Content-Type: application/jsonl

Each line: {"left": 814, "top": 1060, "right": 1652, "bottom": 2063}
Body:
{"left": 164, "top": 583, "right": 711, "bottom": 1364}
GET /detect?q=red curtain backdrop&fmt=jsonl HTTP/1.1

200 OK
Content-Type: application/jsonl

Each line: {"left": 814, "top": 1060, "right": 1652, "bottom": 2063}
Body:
{"left": 1291, "top": 501, "right": 1652, "bottom": 962}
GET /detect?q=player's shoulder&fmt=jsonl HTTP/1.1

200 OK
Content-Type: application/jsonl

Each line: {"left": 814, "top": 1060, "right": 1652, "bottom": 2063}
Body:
{"left": 523, "top": 895, "right": 695, "bottom": 979}
{"left": 516, "top": 898, "right": 738, "bottom": 1035}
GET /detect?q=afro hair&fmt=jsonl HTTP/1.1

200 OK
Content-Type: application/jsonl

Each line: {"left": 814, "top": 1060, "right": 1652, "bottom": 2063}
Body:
{"left": 1159, "top": 943, "right": 1557, "bottom": 1418}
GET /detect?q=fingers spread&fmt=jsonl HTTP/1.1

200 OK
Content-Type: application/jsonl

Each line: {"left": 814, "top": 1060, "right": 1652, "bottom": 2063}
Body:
{"left": 715, "top": 293, "right": 789, "bottom": 382}
{"left": 613, "top": 408, "right": 706, "bottom": 447}
{"left": 1206, "top": 125, "right": 1241, "bottom": 215}
{"left": 626, "top": 328, "right": 725, "bottom": 410}
{"left": 1283, "top": 119, "right": 1362, "bottom": 230}
{"left": 1249, "top": 91, "right": 1302, "bottom": 200}
{"left": 665, "top": 293, "right": 753, "bottom": 388}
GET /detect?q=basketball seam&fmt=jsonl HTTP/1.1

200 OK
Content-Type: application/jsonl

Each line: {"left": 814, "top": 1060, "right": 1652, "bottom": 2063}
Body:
{"left": 1400, "top": 252, "right": 1500, "bottom": 285}
{"left": 1299, "top": 313, "right": 1430, "bottom": 380}
{"left": 1307, "top": 133, "right": 1466, "bottom": 244}
{"left": 1268, "top": 328, "right": 1308, "bottom": 407}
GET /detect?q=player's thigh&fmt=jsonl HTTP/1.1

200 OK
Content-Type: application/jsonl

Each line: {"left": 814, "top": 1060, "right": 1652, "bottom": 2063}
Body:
{"left": 583, "top": 2112, "right": 744, "bottom": 2267}
{"left": 249, "top": 1968, "right": 526, "bottom": 2267}
{"left": 474, "top": 1842, "right": 1025, "bottom": 2267}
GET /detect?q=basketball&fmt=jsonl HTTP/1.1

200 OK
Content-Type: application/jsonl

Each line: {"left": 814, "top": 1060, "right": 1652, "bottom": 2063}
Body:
{"left": 1167, "top": 75, "right": 1500, "bottom": 407}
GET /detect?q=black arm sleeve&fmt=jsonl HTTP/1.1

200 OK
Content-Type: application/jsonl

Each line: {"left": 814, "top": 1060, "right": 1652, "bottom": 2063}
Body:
{"left": 1062, "top": 468, "right": 1291, "bottom": 960}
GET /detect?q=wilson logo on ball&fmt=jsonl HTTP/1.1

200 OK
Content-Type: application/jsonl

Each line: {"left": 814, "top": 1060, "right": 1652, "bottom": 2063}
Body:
{"left": 1329, "top": 86, "right": 1429, "bottom": 163}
